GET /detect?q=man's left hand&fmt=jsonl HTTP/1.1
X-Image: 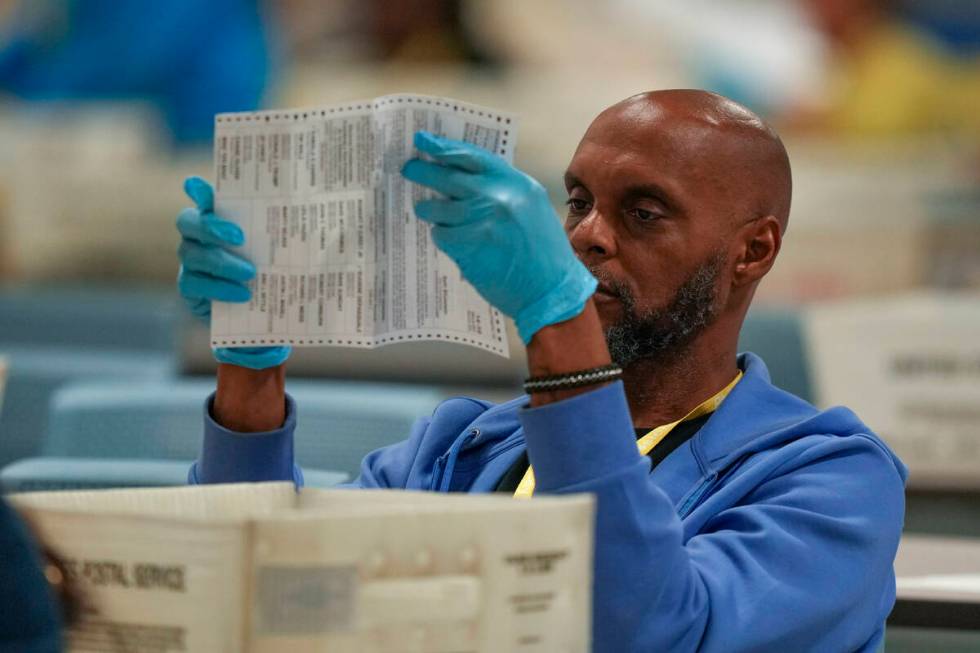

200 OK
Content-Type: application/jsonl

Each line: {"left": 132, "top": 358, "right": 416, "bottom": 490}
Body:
{"left": 402, "top": 131, "right": 597, "bottom": 344}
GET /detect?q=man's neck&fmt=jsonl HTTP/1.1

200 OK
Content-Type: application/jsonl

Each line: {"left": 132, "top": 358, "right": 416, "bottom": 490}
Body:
{"left": 621, "top": 345, "right": 740, "bottom": 429}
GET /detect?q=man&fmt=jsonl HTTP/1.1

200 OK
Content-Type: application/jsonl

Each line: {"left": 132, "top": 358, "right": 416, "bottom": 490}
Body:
{"left": 177, "top": 90, "right": 906, "bottom": 651}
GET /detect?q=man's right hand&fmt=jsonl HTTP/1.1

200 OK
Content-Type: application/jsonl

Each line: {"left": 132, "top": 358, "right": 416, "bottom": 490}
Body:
{"left": 177, "top": 176, "right": 291, "bottom": 370}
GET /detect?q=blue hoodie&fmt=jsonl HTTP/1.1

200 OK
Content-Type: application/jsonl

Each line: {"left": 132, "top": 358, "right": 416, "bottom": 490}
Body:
{"left": 193, "top": 353, "right": 907, "bottom": 652}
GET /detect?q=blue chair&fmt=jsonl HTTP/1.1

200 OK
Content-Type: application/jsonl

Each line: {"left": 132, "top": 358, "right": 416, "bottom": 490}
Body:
{"left": 0, "top": 285, "right": 177, "bottom": 352}
{"left": 0, "top": 457, "right": 347, "bottom": 493}
{"left": 0, "top": 347, "right": 175, "bottom": 467}
{"left": 2, "top": 457, "right": 194, "bottom": 492}
{"left": 0, "top": 285, "right": 179, "bottom": 466}
{"left": 39, "top": 378, "right": 444, "bottom": 479}
{"left": 738, "top": 307, "right": 814, "bottom": 403}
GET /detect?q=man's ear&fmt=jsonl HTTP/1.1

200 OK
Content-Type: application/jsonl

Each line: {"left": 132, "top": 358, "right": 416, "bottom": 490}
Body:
{"left": 732, "top": 216, "right": 781, "bottom": 288}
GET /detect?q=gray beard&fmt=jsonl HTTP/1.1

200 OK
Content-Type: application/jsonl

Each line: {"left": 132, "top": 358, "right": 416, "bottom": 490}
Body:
{"left": 596, "top": 253, "right": 724, "bottom": 368}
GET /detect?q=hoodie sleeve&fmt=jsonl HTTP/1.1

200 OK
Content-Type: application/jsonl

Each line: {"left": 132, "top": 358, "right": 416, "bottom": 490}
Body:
{"left": 187, "top": 391, "right": 432, "bottom": 489}
{"left": 189, "top": 392, "right": 303, "bottom": 486}
{"left": 349, "top": 396, "right": 494, "bottom": 489}
{"left": 345, "top": 415, "right": 433, "bottom": 489}
{"left": 519, "top": 381, "right": 905, "bottom": 653}
{"left": 190, "top": 392, "right": 491, "bottom": 491}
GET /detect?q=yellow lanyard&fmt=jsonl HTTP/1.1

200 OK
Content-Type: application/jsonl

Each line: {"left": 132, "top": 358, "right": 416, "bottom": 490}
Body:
{"left": 513, "top": 371, "right": 743, "bottom": 499}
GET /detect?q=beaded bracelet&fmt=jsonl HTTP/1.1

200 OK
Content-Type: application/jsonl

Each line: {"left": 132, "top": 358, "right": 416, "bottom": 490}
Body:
{"left": 523, "top": 364, "right": 623, "bottom": 394}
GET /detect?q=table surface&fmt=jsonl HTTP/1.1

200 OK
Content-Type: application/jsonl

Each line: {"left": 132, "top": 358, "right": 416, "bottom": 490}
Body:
{"left": 905, "top": 469, "right": 980, "bottom": 492}
{"left": 891, "top": 534, "right": 980, "bottom": 630}
{"left": 896, "top": 535, "right": 980, "bottom": 602}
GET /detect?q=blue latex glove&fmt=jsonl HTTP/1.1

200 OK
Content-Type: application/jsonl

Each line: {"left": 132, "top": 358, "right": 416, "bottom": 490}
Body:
{"left": 177, "top": 176, "right": 291, "bottom": 369}
{"left": 402, "top": 132, "right": 597, "bottom": 343}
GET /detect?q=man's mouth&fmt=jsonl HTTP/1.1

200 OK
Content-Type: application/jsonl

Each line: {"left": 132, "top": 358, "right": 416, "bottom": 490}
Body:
{"left": 588, "top": 266, "right": 628, "bottom": 305}
{"left": 594, "top": 283, "right": 620, "bottom": 302}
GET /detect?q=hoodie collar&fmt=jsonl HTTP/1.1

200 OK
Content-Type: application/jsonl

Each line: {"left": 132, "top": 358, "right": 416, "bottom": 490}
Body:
{"left": 693, "top": 352, "right": 827, "bottom": 471}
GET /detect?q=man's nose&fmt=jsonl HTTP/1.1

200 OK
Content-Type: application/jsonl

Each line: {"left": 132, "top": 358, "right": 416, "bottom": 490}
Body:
{"left": 568, "top": 209, "right": 616, "bottom": 263}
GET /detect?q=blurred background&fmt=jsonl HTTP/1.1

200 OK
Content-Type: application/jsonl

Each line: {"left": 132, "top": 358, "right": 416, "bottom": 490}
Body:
{"left": 0, "top": 1, "right": 978, "bottom": 646}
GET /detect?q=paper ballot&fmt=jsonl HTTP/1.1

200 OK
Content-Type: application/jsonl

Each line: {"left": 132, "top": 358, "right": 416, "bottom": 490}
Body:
{"left": 13, "top": 483, "right": 594, "bottom": 653}
{"left": 209, "top": 95, "right": 518, "bottom": 358}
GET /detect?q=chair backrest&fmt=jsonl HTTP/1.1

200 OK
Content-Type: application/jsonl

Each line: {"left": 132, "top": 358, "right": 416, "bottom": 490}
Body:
{"left": 0, "top": 357, "right": 7, "bottom": 421}
{"left": 0, "top": 286, "right": 177, "bottom": 352}
{"left": 43, "top": 378, "right": 445, "bottom": 478}
{"left": 0, "top": 347, "right": 174, "bottom": 466}
{"left": 738, "top": 307, "right": 814, "bottom": 403}
{"left": 0, "top": 457, "right": 349, "bottom": 493}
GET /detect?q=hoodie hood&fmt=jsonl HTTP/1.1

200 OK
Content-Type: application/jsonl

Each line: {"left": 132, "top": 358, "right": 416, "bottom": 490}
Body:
{"left": 696, "top": 352, "right": 909, "bottom": 483}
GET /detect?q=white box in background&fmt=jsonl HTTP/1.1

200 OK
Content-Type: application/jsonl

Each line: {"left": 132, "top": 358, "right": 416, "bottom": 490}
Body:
{"left": 804, "top": 293, "right": 980, "bottom": 490}
{"left": 12, "top": 483, "right": 594, "bottom": 653}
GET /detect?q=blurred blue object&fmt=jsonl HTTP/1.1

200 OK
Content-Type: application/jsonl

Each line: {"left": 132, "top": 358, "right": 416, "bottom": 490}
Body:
{"left": 41, "top": 378, "right": 444, "bottom": 479}
{"left": 0, "top": 497, "right": 63, "bottom": 651}
{"left": 0, "top": 347, "right": 175, "bottom": 467}
{"left": 0, "top": 457, "right": 347, "bottom": 493}
{"left": 738, "top": 307, "right": 814, "bottom": 403}
{"left": 0, "top": 285, "right": 177, "bottom": 351}
{"left": 0, "top": 0, "right": 274, "bottom": 145}
{"left": 898, "top": 0, "right": 980, "bottom": 55}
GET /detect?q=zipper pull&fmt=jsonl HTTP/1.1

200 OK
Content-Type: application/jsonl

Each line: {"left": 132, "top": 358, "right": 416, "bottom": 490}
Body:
{"left": 678, "top": 473, "right": 718, "bottom": 519}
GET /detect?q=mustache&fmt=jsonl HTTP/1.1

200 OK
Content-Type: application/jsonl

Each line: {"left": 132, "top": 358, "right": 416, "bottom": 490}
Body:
{"left": 587, "top": 266, "right": 632, "bottom": 303}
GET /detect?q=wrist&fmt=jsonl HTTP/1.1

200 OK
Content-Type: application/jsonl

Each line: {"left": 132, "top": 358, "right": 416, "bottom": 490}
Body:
{"left": 515, "top": 263, "right": 597, "bottom": 344}
{"left": 213, "top": 346, "right": 291, "bottom": 370}
{"left": 214, "top": 363, "right": 286, "bottom": 432}
{"left": 525, "top": 300, "right": 612, "bottom": 407}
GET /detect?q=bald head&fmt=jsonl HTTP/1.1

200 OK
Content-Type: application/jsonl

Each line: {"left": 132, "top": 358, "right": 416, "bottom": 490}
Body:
{"left": 586, "top": 90, "right": 792, "bottom": 232}
{"left": 564, "top": 90, "right": 792, "bottom": 368}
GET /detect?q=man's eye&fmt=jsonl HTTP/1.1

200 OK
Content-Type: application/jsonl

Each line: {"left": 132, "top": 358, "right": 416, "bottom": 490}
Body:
{"left": 630, "top": 208, "right": 660, "bottom": 222}
{"left": 565, "top": 198, "right": 590, "bottom": 213}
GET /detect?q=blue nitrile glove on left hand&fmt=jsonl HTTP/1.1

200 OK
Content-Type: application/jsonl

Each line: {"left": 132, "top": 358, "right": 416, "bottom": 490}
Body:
{"left": 177, "top": 176, "right": 291, "bottom": 369}
{"left": 402, "top": 131, "right": 597, "bottom": 344}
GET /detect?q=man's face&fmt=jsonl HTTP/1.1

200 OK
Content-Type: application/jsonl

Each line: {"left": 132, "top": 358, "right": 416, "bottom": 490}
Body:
{"left": 563, "top": 106, "right": 740, "bottom": 366}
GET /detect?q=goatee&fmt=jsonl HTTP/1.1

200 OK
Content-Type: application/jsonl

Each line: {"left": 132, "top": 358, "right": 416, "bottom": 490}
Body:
{"left": 595, "top": 252, "right": 725, "bottom": 368}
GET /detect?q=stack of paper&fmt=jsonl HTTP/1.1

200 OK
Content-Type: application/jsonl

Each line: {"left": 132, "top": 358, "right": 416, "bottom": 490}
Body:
{"left": 805, "top": 293, "right": 980, "bottom": 489}
{"left": 13, "top": 483, "right": 594, "bottom": 653}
